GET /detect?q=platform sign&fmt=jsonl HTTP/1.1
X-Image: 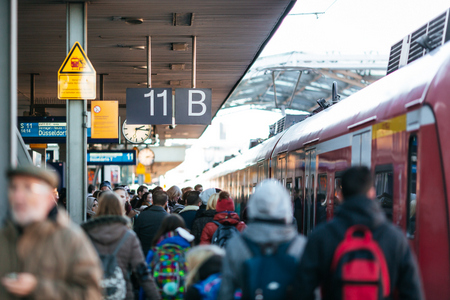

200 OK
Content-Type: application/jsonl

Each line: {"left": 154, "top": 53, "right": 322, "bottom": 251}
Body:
{"left": 18, "top": 117, "right": 118, "bottom": 144}
{"left": 126, "top": 88, "right": 173, "bottom": 125}
{"left": 58, "top": 42, "right": 96, "bottom": 100}
{"left": 91, "top": 101, "right": 119, "bottom": 139}
{"left": 175, "top": 88, "right": 212, "bottom": 125}
{"left": 87, "top": 150, "right": 136, "bottom": 165}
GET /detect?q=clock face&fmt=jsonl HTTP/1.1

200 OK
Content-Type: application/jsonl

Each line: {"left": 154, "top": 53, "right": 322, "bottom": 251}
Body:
{"left": 138, "top": 148, "right": 155, "bottom": 166}
{"left": 122, "top": 120, "right": 151, "bottom": 143}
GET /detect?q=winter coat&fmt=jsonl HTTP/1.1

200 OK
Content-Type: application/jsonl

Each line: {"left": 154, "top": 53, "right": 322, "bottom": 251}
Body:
{"left": 82, "top": 216, "right": 161, "bottom": 300}
{"left": 172, "top": 204, "right": 185, "bottom": 214}
{"left": 200, "top": 211, "right": 246, "bottom": 245}
{"left": 217, "top": 221, "right": 306, "bottom": 300}
{"left": 185, "top": 255, "right": 223, "bottom": 300}
{"left": 134, "top": 205, "right": 169, "bottom": 256}
{"left": 294, "top": 195, "right": 424, "bottom": 300}
{"left": 0, "top": 207, "right": 103, "bottom": 300}
{"left": 191, "top": 209, "right": 216, "bottom": 245}
{"left": 140, "top": 232, "right": 192, "bottom": 300}
{"left": 179, "top": 205, "right": 200, "bottom": 230}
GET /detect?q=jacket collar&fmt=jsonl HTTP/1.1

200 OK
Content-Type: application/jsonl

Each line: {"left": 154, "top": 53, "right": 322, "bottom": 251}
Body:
{"left": 179, "top": 205, "right": 199, "bottom": 213}
{"left": 335, "top": 194, "right": 387, "bottom": 229}
{"left": 81, "top": 215, "right": 129, "bottom": 231}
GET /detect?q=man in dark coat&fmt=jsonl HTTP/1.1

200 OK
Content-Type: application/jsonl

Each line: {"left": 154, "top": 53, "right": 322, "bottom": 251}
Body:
{"left": 134, "top": 191, "right": 169, "bottom": 256}
{"left": 295, "top": 166, "right": 424, "bottom": 300}
{"left": 179, "top": 191, "right": 201, "bottom": 230}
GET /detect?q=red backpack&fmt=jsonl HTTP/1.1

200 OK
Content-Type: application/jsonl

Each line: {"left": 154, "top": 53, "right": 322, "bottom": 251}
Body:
{"left": 331, "top": 225, "right": 390, "bottom": 300}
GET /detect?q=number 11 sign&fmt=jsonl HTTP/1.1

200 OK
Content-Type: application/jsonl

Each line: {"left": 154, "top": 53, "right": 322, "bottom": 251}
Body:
{"left": 126, "top": 88, "right": 173, "bottom": 125}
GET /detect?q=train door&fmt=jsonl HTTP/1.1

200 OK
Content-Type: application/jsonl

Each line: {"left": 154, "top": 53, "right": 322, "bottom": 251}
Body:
{"left": 352, "top": 130, "right": 372, "bottom": 167}
{"left": 304, "top": 149, "right": 316, "bottom": 235}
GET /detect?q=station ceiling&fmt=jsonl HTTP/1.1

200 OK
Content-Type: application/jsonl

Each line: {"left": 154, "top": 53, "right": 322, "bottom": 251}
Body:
{"left": 17, "top": 0, "right": 295, "bottom": 141}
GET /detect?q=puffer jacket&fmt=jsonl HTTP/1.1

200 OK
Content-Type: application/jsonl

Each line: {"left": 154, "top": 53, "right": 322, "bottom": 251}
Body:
{"left": 217, "top": 221, "right": 306, "bottom": 300}
{"left": 82, "top": 216, "right": 161, "bottom": 300}
{"left": 0, "top": 207, "right": 103, "bottom": 300}
{"left": 191, "top": 209, "right": 216, "bottom": 245}
{"left": 200, "top": 211, "right": 246, "bottom": 245}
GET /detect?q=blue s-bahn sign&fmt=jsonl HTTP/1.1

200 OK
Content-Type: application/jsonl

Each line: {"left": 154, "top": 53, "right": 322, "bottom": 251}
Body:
{"left": 18, "top": 117, "right": 118, "bottom": 144}
{"left": 87, "top": 150, "right": 136, "bottom": 165}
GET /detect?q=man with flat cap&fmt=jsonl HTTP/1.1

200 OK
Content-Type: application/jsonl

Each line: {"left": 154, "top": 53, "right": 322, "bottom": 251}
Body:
{"left": 0, "top": 165, "right": 103, "bottom": 300}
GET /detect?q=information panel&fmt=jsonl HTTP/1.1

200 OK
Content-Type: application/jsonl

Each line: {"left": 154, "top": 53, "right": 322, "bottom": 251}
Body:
{"left": 18, "top": 117, "right": 118, "bottom": 144}
{"left": 87, "top": 150, "right": 136, "bottom": 165}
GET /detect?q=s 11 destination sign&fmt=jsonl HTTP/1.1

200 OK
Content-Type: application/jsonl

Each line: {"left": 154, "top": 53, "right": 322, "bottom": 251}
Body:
{"left": 87, "top": 150, "right": 136, "bottom": 165}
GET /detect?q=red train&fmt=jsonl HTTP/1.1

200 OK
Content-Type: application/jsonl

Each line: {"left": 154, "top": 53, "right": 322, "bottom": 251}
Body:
{"left": 194, "top": 39, "right": 450, "bottom": 298}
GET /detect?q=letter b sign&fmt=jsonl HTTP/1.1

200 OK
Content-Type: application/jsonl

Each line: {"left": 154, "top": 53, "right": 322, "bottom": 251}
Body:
{"left": 175, "top": 88, "right": 212, "bottom": 125}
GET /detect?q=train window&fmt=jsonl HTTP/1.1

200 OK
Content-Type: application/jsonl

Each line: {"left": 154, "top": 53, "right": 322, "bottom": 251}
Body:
{"left": 317, "top": 174, "right": 327, "bottom": 225}
{"left": 375, "top": 164, "right": 394, "bottom": 221}
{"left": 334, "top": 171, "right": 344, "bottom": 207}
{"left": 407, "top": 135, "right": 418, "bottom": 238}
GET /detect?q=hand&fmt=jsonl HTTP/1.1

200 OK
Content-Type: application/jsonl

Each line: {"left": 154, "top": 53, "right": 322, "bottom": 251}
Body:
{"left": 2, "top": 273, "right": 37, "bottom": 296}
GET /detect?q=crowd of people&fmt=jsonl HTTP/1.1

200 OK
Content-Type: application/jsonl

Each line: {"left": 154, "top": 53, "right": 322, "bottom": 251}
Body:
{"left": 0, "top": 165, "right": 424, "bottom": 300}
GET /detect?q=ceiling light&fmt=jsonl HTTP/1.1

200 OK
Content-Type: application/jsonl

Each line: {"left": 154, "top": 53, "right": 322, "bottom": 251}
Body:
{"left": 134, "top": 66, "right": 147, "bottom": 69}
{"left": 173, "top": 13, "right": 194, "bottom": 26}
{"left": 171, "top": 63, "right": 185, "bottom": 71}
{"left": 124, "top": 17, "right": 144, "bottom": 25}
{"left": 172, "top": 43, "right": 188, "bottom": 51}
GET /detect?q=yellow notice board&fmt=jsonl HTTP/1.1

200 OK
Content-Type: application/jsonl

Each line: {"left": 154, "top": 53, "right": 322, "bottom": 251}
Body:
{"left": 58, "top": 42, "right": 96, "bottom": 100}
{"left": 91, "top": 101, "right": 119, "bottom": 139}
{"left": 136, "top": 163, "right": 146, "bottom": 175}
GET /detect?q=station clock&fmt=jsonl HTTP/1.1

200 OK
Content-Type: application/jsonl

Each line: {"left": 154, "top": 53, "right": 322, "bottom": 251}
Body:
{"left": 122, "top": 119, "right": 151, "bottom": 144}
{"left": 138, "top": 148, "right": 155, "bottom": 166}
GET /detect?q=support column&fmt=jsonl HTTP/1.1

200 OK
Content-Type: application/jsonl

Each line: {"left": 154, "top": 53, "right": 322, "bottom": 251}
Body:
{"left": 0, "top": 0, "right": 17, "bottom": 224}
{"left": 66, "top": 2, "right": 88, "bottom": 224}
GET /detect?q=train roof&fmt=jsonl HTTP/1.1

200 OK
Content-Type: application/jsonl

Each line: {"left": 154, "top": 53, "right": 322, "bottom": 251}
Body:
{"left": 272, "top": 41, "right": 450, "bottom": 157}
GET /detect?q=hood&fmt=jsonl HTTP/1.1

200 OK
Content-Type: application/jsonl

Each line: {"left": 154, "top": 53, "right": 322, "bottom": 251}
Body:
{"left": 198, "top": 255, "right": 222, "bottom": 281}
{"left": 157, "top": 235, "right": 191, "bottom": 248}
{"left": 179, "top": 205, "right": 199, "bottom": 214}
{"left": 214, "top": 211, "right": 241, "bottom": 225}
{"left": 243, "top": 221, "right": 298, "bottom": 244}
{"left": 335, "top": 195, "right": 387, "bottom": 229}
{"left": 248, "top": 179, "right": 292, "bottom": 224}
{"left": 81, "top": 215, "right": 130, "bottom": 245}
{"left": 199, "top": 209, "right": 216, "bottom": 218}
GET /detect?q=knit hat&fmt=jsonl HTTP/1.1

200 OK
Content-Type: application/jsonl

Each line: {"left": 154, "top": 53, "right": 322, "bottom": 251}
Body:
{"left": 199, "top": 188, "right": 217, "bottom": 206}
{"left": 248, "top": 179, "right": 293, "bottom": 224}
{"left": 215, "top": 191, "right": 235, "bottom": 212}
{"left": 100, "top": 181, "right": 112, "bottom": 190}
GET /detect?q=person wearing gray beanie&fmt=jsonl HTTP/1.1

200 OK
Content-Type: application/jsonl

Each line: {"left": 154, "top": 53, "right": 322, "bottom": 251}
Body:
{"left": 217, "top": 179, "right": 306, "bottom": 300}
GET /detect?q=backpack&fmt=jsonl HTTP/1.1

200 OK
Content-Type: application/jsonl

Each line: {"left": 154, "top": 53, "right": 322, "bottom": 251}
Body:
{"left": 331, "top": 225, "right": 390, "bottom": 300}
{"left": 193, "top": 273, "right": 222, "bottom": 300}
{"left": 94, "top": 231, "right": 131, "bottom": 300}
{"left": 151, "top": 243, "right": 188, "bottom": 299}
{"left": 211, "top": 221, "right": 240, "bottom": 248}
{"left": 241, "top": 237, "right": 297, "bottom": 300}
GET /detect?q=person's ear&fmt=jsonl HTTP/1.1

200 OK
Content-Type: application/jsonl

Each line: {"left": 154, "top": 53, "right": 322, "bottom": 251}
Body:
{"left": 367, "top": 187, "right": 376, "bottom": 200}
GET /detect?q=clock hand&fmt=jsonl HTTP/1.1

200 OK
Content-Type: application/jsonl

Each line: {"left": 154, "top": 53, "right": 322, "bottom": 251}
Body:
{"left": 136, "top": 128, "right": 150, "bottom": 131}
{"left": 136, "top": 126, "right": 145, "bottom": 130}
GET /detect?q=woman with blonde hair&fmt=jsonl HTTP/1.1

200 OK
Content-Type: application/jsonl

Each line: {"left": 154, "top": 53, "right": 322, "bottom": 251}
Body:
{"left": 191, "top": 190, "right": 219, "bottom": 245}
{"left": 185, "top": 245, "right": 225, "bottom": 300}
{"left": 167, "top": 185, "right": 183, "bottom": 213}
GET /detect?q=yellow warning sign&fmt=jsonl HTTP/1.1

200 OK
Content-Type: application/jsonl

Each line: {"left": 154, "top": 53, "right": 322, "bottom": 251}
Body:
{"left": 58, "top": 42, "right": 96, "bottom": 100}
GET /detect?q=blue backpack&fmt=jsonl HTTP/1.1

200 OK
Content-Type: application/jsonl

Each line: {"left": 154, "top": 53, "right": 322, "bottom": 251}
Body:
{"left": 193, "top": 273, "right": 222, "bottom": 300}
{"left": 241, "top": 238, "right": 297, "bottom": 300}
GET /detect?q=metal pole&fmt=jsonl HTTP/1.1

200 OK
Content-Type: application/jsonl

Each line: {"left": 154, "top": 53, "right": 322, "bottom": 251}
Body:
{"left": 272, "top": 71, "right": 278, "bottom": 108}
{"left": 99, "top": 73, "right": 104, "bottom": 100}
{"left": 288, "top": 71, "right": 302, "bottom": 108}
{"left": 147, "top": 36, "right": 151, "bottom": 88}
{"left": 30, "top": 73, "right": 39, "bottom": 115}
{"left": 192, "top": 36, "right": 197, "bottom": 88}
{"left": 66, "top": 2, "right": 88, "bottom": 224}
{"left": 0, "top": 0, "right": 17, "bottom": 224}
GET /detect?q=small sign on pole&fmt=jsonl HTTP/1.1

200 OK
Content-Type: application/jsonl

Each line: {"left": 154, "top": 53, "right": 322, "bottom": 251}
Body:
{"left": 58, "top": 42, "right": 96, "bottom": 100}
{"left": 91, "top": 101, "right": 119, "bottom": 139}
